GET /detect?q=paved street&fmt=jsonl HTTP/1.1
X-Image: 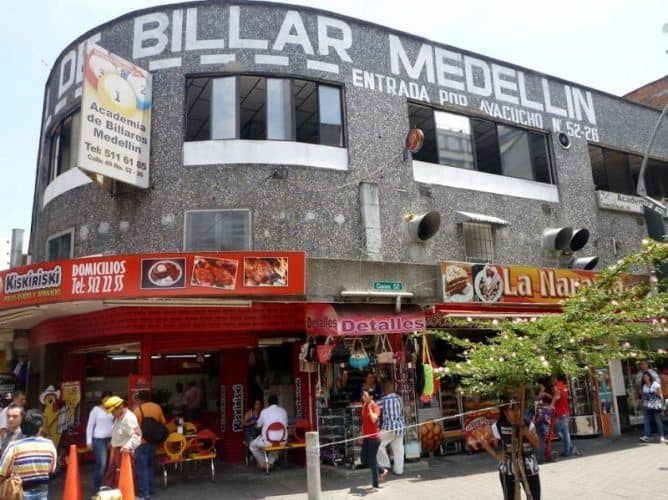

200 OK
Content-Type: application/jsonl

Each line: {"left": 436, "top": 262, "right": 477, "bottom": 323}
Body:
{"left": 52, "top": 431, "right": 668, "bottom": 499}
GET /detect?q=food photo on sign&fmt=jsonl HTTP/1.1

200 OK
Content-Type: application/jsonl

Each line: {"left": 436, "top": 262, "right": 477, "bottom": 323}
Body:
{"left": 442, "top": 263, "right": 474, "bottom": 302}
{"left": 140, "top": 258, "right": 186, "bottom": 289}
{"left": 243, "top": 257, "right": 288, "bottom": 287}
{"left": 191, "top": 256, "right": 238, "bottom": 289}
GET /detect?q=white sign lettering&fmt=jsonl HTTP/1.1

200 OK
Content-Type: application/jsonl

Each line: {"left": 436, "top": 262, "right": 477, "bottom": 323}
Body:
{"left": 232, "top": 383, "right": 244, "bottom": 432}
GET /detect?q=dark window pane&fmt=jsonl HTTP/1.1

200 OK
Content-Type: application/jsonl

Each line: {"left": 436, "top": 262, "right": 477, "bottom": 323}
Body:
{"left": 498, "top": 125, "right": 533, "bottom": 181}
{"left": 186, "top": 78, "right": 212, "bottom": 141}
{"left": 472, "top": 119, "right": 501, "bottom": 175}
{"left": 239, "top": 76, "right": 266, "bottom": 140}
{"left": 646, "top": 158, "right": 668, "bottom": 200}
{"left": 628, "top": 154, "right": 642, "bottom": 194}
{"left": 408, "top": 103, "right": 437, "bottom": 163}
{"left": 185, "top": 210, "right": 251, "bottom": 251}
{"left": 528, "top": 132, "right": 551, "bottom": 183}
{"left": 294, "top": 80, "right": 318, "bottom": 144}
{"left": 604, "top": 149, "right": 633, "bottom": 194}
{"left": 267, "top": 79, "right": 293, "bottom": 140}
{"left": 435, "top": 111, "right": 474, "bottom": 169}
{"left": 589, "top": 145, "right": 606, "bottom": 190}
{"left": 318, "top": 85, "right": 343, "bottom": 147}
{"left": 47, "top": 233, "right": 72, "bottom": 261}
{"left": 57, "top": 115, "right": 74, "bottom": 177}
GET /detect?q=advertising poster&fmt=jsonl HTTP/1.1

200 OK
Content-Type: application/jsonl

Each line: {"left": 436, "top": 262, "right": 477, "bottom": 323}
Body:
{"left": 128, "top": 374, "right": 152, "bottom": 409}
{"left": 78, "top": 42, "right": 152, "bottom": 188}
{"left": 463, "top": 407, "right": 499, "bottom": 452}
{"left": 60, "top": 381, "right": 82, "bottom": 432}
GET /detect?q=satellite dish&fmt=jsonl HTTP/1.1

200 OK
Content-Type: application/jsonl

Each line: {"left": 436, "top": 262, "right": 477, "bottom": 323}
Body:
{"left": 405, "top": 128, "right": 424, "bottom": 153}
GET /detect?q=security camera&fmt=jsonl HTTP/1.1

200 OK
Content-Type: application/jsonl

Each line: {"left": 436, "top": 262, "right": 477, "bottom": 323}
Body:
{"left": 557, "top": 133, "right": 571, "bottom": 149}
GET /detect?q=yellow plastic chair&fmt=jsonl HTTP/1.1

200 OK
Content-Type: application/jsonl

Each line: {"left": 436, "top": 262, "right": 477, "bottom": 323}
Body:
{"left": 160, "top": 432, "right": 187, "bottom": 488}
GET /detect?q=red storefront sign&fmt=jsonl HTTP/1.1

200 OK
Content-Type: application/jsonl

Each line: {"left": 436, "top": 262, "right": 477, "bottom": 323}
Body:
{"left": 306, "top": 304, "right": 425, "bottom": 336}
{"left": 0, "top": 252, "right": 305, "bottom": 310}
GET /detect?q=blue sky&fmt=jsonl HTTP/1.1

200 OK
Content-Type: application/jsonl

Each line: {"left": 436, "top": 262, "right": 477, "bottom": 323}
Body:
{"left": 0, "top": 0, "right": 666, "bottom": 264}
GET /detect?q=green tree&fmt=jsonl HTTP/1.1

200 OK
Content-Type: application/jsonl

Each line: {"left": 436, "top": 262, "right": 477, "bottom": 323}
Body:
{"left": 432, "top": 240, "right": 667, "bottom": 499}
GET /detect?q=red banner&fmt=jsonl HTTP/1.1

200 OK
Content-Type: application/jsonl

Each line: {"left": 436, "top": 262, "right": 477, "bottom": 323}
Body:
{"left": 0, "top": 252, "right": 305, "bottom": 310}
{"left": 306, "top": 304, "right": 425, "bottom": 336}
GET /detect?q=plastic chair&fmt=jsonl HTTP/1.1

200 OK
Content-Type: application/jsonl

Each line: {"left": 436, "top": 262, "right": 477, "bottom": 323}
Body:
{"left": 184, "top": 421, "right": 198, "bottom": 436}
{"left": 186, "top": 429, "right": 218, "bottom": 483}
{"left": 166, "top": 420, "right": 177, "bottom": 434}
{"left": 292, "top": 419, "right": 312, "bottom": 444}
{"left": 160, "top": 432, "right": 187, "bottom": 488}
{"left": 265, "top": 421, "right": 287, "bottom": 446}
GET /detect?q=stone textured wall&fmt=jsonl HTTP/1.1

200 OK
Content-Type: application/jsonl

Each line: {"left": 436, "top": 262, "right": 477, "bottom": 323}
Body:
{"left": 30, "top": 1, "right": 668, "bottom": 272}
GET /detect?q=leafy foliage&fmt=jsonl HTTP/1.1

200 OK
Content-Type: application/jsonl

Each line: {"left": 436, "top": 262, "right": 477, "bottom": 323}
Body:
{"left": 432, "top": 240, "right": 668, "bottom": 397}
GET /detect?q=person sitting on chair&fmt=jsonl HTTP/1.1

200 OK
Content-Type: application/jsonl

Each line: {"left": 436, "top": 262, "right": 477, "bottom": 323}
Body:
{"left": 249, "top": 394, "right": 287, "bottom": 470}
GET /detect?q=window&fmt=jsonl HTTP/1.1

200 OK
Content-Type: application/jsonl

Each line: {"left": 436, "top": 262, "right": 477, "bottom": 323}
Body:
{"left": 184, "top": 210, "right": 251, "bottom": 251}
{"left": 49, "top": 111, "right": 81, "bottom": 181}
{"left": 463, "top": 222, "right": 495, "bottom": 262}
{"left": 186, "top": 76, "right": 344, "bottom": 146}
{"left": 408, "top": 104, "right": 552, "bottom": 184}
{"left": 589, "top": 145, "right": 668, "bottom": 199}
{"left": 46, "top": 229, "right": 73, "bottom": 261}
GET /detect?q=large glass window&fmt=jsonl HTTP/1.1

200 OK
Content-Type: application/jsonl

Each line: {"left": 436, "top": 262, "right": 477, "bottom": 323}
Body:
{"left": 186, "top": 76, "right": 344, "bottom": 147}
{"left": 408, "top": 104, "right": 553, "bottom": 184}
{"left": 184, "top": 210, "right": 251, "bottom": 251}
{"left": 589, "top": 145, "right": 667, "bottom": 199}
{"left": 46, "top": 229, "right": 73, "bottom": 261}
{"left": 49, "top": 111, "right": 81, "bottom": 181}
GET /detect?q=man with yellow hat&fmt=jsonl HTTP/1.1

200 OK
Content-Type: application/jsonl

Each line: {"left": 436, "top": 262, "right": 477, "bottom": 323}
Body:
{"left": 102, "top": 396, "right": 141, "bottom": 491}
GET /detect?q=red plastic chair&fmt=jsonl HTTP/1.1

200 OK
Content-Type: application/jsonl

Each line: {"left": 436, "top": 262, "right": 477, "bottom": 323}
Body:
{"left": 292, "top": 419, "right": 312, "bottom": 444}
{"left": 264, "top": 421, "right": 287, "bottom": 446}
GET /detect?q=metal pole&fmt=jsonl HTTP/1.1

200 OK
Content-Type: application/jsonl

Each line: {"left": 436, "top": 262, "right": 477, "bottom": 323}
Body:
{"left": 306, "top": 431, "right": 321, "bottom": 500}
{"left": 636, "top": 103, "right": 668, "bottom": 198}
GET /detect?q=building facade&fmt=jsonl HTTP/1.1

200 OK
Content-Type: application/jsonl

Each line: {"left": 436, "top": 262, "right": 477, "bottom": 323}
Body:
{"left": 2, "top": 1, "right": 667, "bottom": 460}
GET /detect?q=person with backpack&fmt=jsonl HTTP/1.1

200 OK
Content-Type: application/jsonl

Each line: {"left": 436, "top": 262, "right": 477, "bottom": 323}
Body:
{"left": 134, "top": 391, "right": 167, "bottom": 500}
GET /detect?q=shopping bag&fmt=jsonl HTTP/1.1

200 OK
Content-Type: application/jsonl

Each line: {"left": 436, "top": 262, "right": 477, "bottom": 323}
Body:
{"left": 375, "top": 335, "right": 395, "bottom": 364}
{"left": 317, "top": 336, "right": 335, "bottom": 364}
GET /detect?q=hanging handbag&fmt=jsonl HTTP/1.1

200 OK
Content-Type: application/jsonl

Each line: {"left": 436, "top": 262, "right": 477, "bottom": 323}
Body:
{"left": 0, "top": 474, "right": 23, "bottom": 500}
{"left": 329, "top": 339, "right": 351, "bottom": 364}
{"left": 375, "top": 335, "right": 395, "bottom": 364}
{"left": 420, "top": 335, "right": 435, "bottom": 403}
{"left": 299, "top": 339, "right": 318, "bottom": 372}
{"left": 349, "top": 339, "right": 370, "bottom": 370}
{"left": 317, "top": 336, "right": 335, "bottom": 364}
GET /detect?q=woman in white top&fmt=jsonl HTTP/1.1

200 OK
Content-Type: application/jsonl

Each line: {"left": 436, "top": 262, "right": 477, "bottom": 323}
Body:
{"left": 86, "top": 391, "right": 115, "bottom": 494}
{"left": 640, "top": 372, "right": 665, "bottom": 443}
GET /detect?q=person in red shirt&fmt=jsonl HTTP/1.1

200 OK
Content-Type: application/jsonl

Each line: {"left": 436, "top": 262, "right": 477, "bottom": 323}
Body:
{"left": 360, "top": 389, "right": 388, "bottom": 493}
{"left": 551, "top": 377, "right": 574, "bottom": 457}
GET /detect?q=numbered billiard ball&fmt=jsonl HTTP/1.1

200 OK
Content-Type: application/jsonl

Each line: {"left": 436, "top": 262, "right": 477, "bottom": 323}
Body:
{"left": 124, "top": 72, "right": 152, "bottom": 110}
{"left": 85, "top": 52, "right": 117, "bottom": 88}
{"left": 97, "top": 72, "right": 137, "bottom": 117}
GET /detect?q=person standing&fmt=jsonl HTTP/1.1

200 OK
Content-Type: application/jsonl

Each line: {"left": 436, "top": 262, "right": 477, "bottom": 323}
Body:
{"left": 360, "top": 389, "right": 388, "bottom": 493}
{"left": 184, "top": 381, "right": 202, "bottom": 421}
{"left": 168, "top": 382, "right": 185, "bottom": 417}
{"left": 86, "top": 391, "right": 114, "bottom": 495}
{"left": 134, "top": 391, "right": 167, "bottom": 500}
{"left": 250, "top": 394, "right": 288, "bottom": 470}
{"left": 551, "top": 376, "right": 574, "bottom": 457}
{"left": 0, "top": 410, "right": 57, "bottom": 500}
{"left": 639, "top": 371, "right": 666, "bottom": 443}
{"left": 0, "top": 404, "right": 24, "bottom": 454}
{"left": 0, "top": 391, "right": 26, "bottom": 441}
{"left": 533, "top": 382, "right": 553, "bottom": 464}
{"left": 376, "top": 380, "right": 405, "bottom": 476}
{"left": 635, "top": 360, "right": 659, "bottom": 385}
{"left": 103, "top": 396, "right": 141, "bottom": 491}
{"left": 479, "top": 401, "right": 541, "bottom": 500}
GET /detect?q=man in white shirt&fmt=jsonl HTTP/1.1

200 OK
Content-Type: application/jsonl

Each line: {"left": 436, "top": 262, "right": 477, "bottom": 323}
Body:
{"left": 86, "top": 391, "right": 114, "bottom": 495}
{"left": 250, "top": 394, "right": 288, "bottom": 469}
{"left": 0, "top": 391, "right": 26, "bottom": 440}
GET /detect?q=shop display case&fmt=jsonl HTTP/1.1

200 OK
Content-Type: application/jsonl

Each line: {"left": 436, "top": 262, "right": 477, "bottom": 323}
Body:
{"left": 568, "top": 375, "right": 600, "bottom": 436}
{"left": 317, "top": 408, "right": 346, "bottom": 465}
{"left": 622, "top": 359, "right": 644, "bottom": 426}
{"left": 345, "top": 404, "right": 363, "bottom": 468}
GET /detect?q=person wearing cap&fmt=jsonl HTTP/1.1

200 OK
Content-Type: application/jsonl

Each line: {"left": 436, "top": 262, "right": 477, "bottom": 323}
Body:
{"left": 103, "top": 396, "right": 141, "bottom": 490}
{"left": 86, "top": 391, "right": 114, "bottom": 495}
{"left": 0, "top": 409, "right": 57, "bottom": 500}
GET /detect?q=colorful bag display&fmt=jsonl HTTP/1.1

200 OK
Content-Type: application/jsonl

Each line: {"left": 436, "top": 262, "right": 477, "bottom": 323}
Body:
{"left": 375, "top": 335, "right": 395, "bottom": 364}
{"left": 299, "top": 340, "right": 318, "bottom": 372}
{"left": 329, "top": 339, "right": 351, "bottom": 364}
{"left": 317, "top": 336, "right": 335, "bottom": 364}
{"left": 420, "top": 335, "right": 435, "bottom": 403}
{"left": 349, "top": 339, "right": 370, "bottom": 370}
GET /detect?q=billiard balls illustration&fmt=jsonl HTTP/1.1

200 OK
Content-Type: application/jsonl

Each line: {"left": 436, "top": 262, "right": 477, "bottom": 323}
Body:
{"left": 85, "top": 52, "right": 118, "bottom": 88}
{"left": 97, "top": 72, "right": 137, "bottom": 117}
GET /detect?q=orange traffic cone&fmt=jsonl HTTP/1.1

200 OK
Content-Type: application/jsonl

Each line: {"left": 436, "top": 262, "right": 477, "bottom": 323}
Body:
{"left": 118, "top": 451, "right": 135, "bottom": 500}
{"left": 63, "top": 444, "right": 82, "bottom": 500}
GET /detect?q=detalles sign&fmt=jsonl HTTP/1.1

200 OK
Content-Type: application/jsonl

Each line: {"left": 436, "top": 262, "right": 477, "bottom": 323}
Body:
{"left": 78, "top": 43, "right": 152, "bottom": 188}
{"left": 306, "top": 304, "right": 425, "bottom": 336}
{"left": 440, "top": 261, "right": 597, "bottom": 304}
{"left": 0, "top": 251, "right": 305, "bottom": 310}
